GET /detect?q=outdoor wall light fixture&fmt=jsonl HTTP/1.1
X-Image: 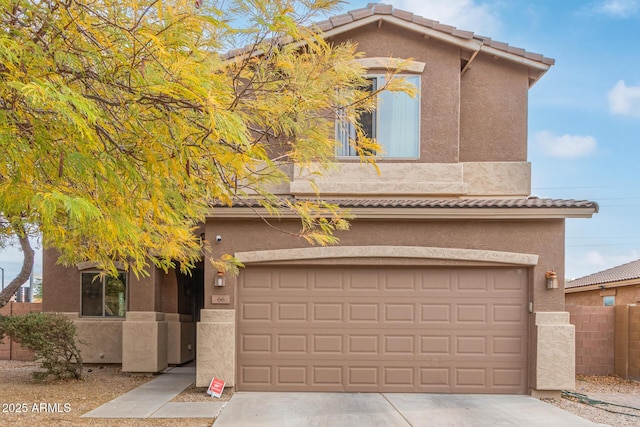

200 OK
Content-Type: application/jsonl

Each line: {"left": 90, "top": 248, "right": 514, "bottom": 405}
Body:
{"left": 545, "top": 270, "right": 558, "bottom": 289}
{"left": 214, "top": 271, "right": 225, "bottom": 287}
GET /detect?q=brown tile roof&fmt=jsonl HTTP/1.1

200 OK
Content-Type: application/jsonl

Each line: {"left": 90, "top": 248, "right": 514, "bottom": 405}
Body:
{"left": 217, "top": 197, "right": 598, "bottom": 211}
{"left": 313, "top": 3, "right": 555, "bottom": 66}
{"left": 225, "top": 3, "right": 555, "bottom": 68}
{"left": 321, "top": 198, "right": 596, "bottom": 209}
{"left": 565, "top": 259, "right": 640, "bottom": 289}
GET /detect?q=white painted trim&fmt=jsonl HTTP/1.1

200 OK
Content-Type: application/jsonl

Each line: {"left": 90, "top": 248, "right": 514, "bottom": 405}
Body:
{"left": 235, "top": 245, "right": 539, "bottom": 266}
{"left": 355, "top": 57, "right": 426, "bottom": 73}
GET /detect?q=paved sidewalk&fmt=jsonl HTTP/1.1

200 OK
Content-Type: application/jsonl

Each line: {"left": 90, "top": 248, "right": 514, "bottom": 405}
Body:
{"left": 82, "top": 366, "right": 225, "bottom": 419}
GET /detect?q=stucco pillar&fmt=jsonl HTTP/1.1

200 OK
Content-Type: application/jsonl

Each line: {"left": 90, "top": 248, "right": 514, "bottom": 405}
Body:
{"left": 533, "top": 312, "right": 575, "bottom": 395}
{"left": 196, "top": 309, "right": 235, "bottom": 387}
{"left": 122, "top": 311, "right": 168, "bottom": 373}
{"left": 166, "top": 313, "right": 195, "bottom": 365}
{"left": 64, "top": 313, "right": 124, "bottom": 364}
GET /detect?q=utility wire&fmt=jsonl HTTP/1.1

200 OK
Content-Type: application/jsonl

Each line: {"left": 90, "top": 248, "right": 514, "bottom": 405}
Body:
{"left": 533, "top": 185, "right": 640, "bottom": 190}
{"left": 566, "top": 243, "right": 640, "bottom": 248}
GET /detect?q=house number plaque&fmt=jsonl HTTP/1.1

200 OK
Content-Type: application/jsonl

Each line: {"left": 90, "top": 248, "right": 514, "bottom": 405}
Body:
{"left": 212, "top": 295, "right": 230, "bottom": 304}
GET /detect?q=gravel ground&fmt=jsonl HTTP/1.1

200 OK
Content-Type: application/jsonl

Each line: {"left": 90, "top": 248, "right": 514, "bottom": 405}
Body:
{"left": 547, "top": 375, "right": 640, "bottom": 427}
{"left": 171, "top": 381, "right": 233, "bottom": 402}
{"left": 2, "top": 361, "right": 639, "bottom": 426}
{"left": 0, "top": 361, "right": 213, "bottom": 427}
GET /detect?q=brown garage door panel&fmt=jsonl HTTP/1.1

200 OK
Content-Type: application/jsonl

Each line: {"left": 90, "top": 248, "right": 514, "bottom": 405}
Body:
{"left": 237, "top": 267, "right": 528, "bottom": 393}
{"left": 240, "top": 329, "right": 526, "bottom": 361}
{"left": 240, "top": 300, "right": 525, "bottom": 328}
{"left": 239, "top": 362, "right": 527, "bottom": 393}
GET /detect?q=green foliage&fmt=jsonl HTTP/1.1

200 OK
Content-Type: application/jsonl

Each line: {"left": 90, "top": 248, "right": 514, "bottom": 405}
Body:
{"left": 0, "top": 0, "right": 411, "bottom": 278}
{"left": 0, "top": 312, "right": 83, "bottom": 380}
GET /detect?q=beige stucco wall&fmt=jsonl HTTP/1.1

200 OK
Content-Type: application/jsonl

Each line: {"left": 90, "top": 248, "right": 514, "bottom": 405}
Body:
{"left": 203, "top": 217, "right": 566, "bottom": 393}
{"left": 122, "top": 311, "right": 168, "bottom": 373}
{"left": 533, "top": 312, "right": 575, "bottom": 393}
{"left": 166, "top": 313, "right": 195, "bottom": 365}
{"left": 64, "top": 313, "right": 124, "bottom": 364}
{"left": 196, "top": 310, "right": 235, "bottom": 387}
{"left": 329, "top": 22, "right": 529, "bottom": 166}
{"left": 330, "top": 22, "right": 462, "bottom": 163}
{"left": 44, "top": 253, "right": 179, "bottom": 317}
{"left": 460, "top": 53, "right": 529, "bottom": 162}
{"left": 205, "top": 218, "right": 565, "bottom": 312}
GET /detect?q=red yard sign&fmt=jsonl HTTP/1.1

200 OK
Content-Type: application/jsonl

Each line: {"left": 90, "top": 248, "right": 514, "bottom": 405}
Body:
{"left": 207, "top": 377, "right": 225, "bottom": 398}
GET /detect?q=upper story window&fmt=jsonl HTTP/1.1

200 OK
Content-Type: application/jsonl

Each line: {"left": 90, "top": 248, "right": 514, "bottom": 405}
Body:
{"left": 336, "top": 75, "right": 420, "bottom": 159}
{"left": 81, "top": 272, "right": 127, "bottom": 317}
{"left": 603, "top": 295, "right": 615, "bottom": 306}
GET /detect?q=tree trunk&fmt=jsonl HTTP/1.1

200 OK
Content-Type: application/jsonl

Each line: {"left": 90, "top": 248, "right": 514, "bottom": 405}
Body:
{"left": 0, "top": 229, "right": 35, "bottom": 309}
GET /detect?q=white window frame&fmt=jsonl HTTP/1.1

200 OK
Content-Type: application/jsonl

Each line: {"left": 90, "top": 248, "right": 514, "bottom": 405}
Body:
{"left": 336, "top": 74, "right": 421, "bottom": 160}
{"left": 603, "top": 295, "right": 615, "bottom": 306}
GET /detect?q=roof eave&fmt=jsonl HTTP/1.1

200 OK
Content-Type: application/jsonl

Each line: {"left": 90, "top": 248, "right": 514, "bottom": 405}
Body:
{"left": 320, "top": 15, "right": 553, "bottom": 83}
{"left": 208, "top": 206, "right": 597, "bottom": 220}
{"left": 322, "top": 15, "right": 480, "bottom": 51}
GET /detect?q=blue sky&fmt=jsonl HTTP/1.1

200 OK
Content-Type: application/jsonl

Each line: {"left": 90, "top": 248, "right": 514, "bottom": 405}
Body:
{"left": 1, "top": 0, "right": 639, "bottom": 286}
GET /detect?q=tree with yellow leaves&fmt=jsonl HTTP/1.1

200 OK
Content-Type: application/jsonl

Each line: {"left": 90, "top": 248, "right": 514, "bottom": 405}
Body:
{"left": 0, "top": 0, "right": 412, "bottom": 307}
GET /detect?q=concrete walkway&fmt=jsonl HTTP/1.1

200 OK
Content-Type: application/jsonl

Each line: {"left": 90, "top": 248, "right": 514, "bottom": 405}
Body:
{"left": 82, "top": 366, "right": 224, "bottom": 419}
{"left": 81, "top": 368, "right": 610, "bottom": 425}
{"left": 213, "top": 392, "right": 601, "bottom": 427}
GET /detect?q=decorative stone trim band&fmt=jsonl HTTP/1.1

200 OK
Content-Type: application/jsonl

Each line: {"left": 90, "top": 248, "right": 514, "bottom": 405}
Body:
{"left": 77, "top": 260, "right": 125, "bottom": 271}
{"left": 235, "top": 245, "right": 539, "bottom": 266}
{"left": 290, "top": 162, "right": 531, "bottom": 197}
{"left": 355, "top": 57, "right": 426, "bottom": 73}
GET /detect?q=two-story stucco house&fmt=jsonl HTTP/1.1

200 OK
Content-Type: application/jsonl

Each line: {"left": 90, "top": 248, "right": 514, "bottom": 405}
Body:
{"left": 43, "top": 4, "right": 597, "bottom": 397}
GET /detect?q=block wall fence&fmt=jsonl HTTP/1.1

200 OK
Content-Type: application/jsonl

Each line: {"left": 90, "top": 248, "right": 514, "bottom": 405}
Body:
{"left": 0, "top": 302, "right": 42, "bottom": 361}
{"left": 568, "top": 304, "right": 640, "bottom": 379}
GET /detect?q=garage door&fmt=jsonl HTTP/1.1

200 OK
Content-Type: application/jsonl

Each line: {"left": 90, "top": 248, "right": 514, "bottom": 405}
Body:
{"left": 237, "top": 266, "right": 528, "bottom": 393}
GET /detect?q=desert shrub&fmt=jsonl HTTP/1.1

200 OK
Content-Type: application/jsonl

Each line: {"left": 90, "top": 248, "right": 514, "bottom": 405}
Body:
{"left": 0, "top": 312, "right": 83, "bottom": 380}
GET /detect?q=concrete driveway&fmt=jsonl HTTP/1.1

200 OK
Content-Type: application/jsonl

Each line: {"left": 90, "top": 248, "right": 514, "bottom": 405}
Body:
{"left": 213, "top": 392, "right": 600, "bottom": 426}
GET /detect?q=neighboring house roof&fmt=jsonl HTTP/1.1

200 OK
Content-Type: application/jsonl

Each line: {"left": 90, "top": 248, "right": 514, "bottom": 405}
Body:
{"left": 226, "top": 3, "right": 555, "bottom": 86}
{"left": 565, "top": 259, "right": 640, "bottom": 289}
